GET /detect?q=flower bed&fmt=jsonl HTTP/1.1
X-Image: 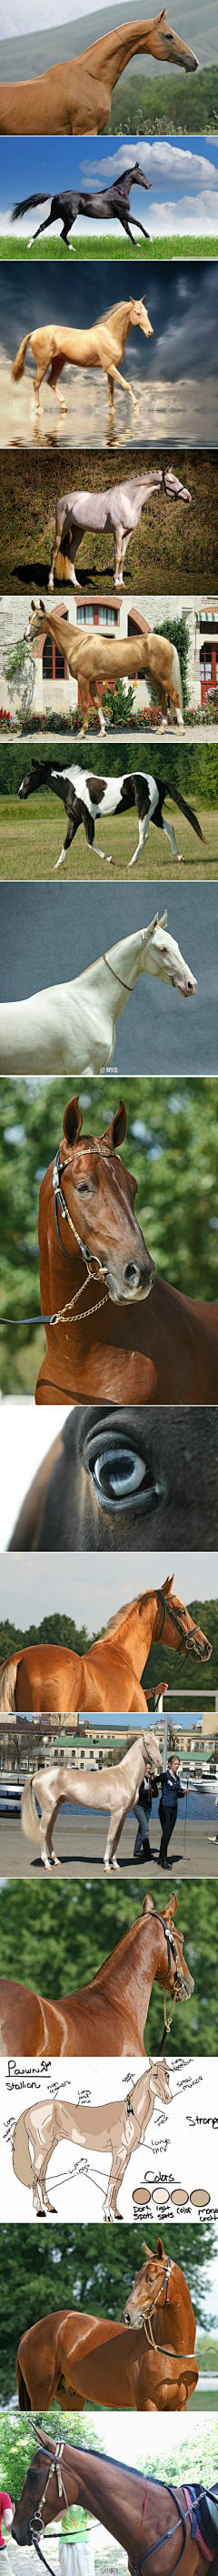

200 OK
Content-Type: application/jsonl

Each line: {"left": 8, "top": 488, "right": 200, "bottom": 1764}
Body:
{"left": 2, "top": 694, "right": 218, "bottom": 737}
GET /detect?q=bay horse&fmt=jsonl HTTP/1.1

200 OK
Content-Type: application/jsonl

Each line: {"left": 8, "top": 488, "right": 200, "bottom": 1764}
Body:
{"left": 12, "top": 2432, "right": 218, "bottom": 2576}
{"left": 0, "top": 1573, "right": 211, "bottom": 1715}
{"left": 0, "top": 15, "right": 199, "bottom": 137}
{"left": 25, "top": 602, "right": 184, "bottom": 737}
{"left": 18, "top": 754, "right": 203, "bottom": 875}
{"left": 13, "top": 164, "right": 152, "bottom": 253}
{"left": 9, "top": 1403, "right": 218, "bottom": 1553}
{"left": 46, "top": 468, "right": 192, "bottom": 596}
{"left": 21, "top": 1727, "right": 162, "bottom": 1872}
{"left": 0, "top": 1887, "right": 194, "bottom": 2057}
{"left": 0, "top": 918, "right": 197, "bottom": 1077}
{"left": 12, "top": 296, "right": 154, "bottom": 427}
{"left": 35, "top": 1094, "right": 218, "bottom": 1404}
{"left": 10, "top": 2059, "right": 171, "bottom": 2218}
{"left": 15, "top": 2240, "right": 198, "bottom": 2410}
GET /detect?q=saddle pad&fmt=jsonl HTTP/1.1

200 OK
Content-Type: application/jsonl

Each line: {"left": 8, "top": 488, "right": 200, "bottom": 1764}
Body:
{"left": 184, "top": 2489, "right": 218, "bottom": 2560}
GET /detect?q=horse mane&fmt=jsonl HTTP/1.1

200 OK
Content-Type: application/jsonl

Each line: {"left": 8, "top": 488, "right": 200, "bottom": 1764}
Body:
{"left": 104, "top": 1591, "right": 141, "bottom": 1637}
{"left": 99, "top": 298, "right": 133, "bottom": 325}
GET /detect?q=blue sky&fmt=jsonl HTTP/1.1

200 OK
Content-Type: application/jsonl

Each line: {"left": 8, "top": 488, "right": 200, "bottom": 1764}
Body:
{"left": 1, "top": 136, "right": 218, "bottom": 238}
{"left": 0, "top": 1551, "right": 217, "bottom": 1630}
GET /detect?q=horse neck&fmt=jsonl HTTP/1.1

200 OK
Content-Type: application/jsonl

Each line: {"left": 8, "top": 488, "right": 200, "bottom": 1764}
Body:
{"left": 43, "top": 611, "right": 69, "bottom": 657}
{"left": 84, "top": 20, "right": 156, "bottom": 83}
{"left": 59, "top": 2448, "right": 146, "bottom": 2555}
{"left": 93, "top": 1912, "right": 166, "bottom": 2031}
{"left": 154, "top": 2265, "right": 194, "bottom": 2352}
{"left": 103, "top": 928, "right": 146, "bottom": 1007}
{"left": 114, "top": 1593, "right": 162, "bottom": 1678}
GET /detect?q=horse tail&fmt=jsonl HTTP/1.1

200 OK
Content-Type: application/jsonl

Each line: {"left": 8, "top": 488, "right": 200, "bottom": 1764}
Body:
{"left": 0, "top": 1653, "right": 18, "bottom": 1712}
{"left": 167, "top": 785, "right": 205, "bottom": 843}
{"left": 56, "top": 538, "right": 73, "bottom": 580}
{"left": 171, "top": 643, "right": 183, "bottom": 716}
{"left": 16, "top": 2354, "right": 31, "bottom": 2411}
{"left": 13, "top": 195, "right": 49, "bottom": 219}
{"left": 12, "top": 333, "right": 31, "bottom": 382}
{"left": 13, "top": 2112, "right": 33, "bottom": 2190}
{"left": 22, "top": 1777, "right": 42, "bottom": 1846}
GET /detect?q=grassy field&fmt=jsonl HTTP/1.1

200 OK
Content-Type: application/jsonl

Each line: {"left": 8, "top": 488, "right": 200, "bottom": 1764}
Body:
{"left": 1, "top": 448, "right": 218, "bottom": 594}
{"left": 0, "top": 792, "right": 216, "bottom": 878}
{"left": 1, "top": 233, "right": 218, "bottom": 262}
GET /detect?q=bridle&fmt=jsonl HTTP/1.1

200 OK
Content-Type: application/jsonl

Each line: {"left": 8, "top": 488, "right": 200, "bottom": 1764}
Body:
{"left": 24, "top": 2440, "right": 206, "bottom": 2576}
{"left": 129, "top": 2255, "right": 195, "bottom": 2366}
{"left": 150, "top": 1907, "right": 186, "bottom": 2050}
{"left": 104, "top": 951, "right": 134, "bottom": 993}
{"left": 155, "top": 1586, "right": 204, "bottom": 1680}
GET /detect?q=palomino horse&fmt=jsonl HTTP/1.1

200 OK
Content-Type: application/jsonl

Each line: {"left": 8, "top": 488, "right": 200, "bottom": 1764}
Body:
{"left": 0, "top": 1888, "right": 194, "bottom": 2057}
{"left": 0, "top": 1573, "right": 211, "bottom": 1713}
{"left": 21, "top": 1728, "right": 162, "bottom": 1872}
{"left": 10, "top": 2060, "right": 172, "bottom": 2218}
{"left": 13, "top": 164, "right": 152, "bottom": 253}
{"left": 0, "top": 919, "right": 197, "bottom": 1077}
{"left": 0, "top": 15, "right": 199, "bottom": 136}
{"left": 34, "top": 1095, "right": 218, "bottom": 1404}
{"left": 9, "top": 1404, "right": 218, "bottom": 1552}
{"left": 13, "top": 296, "right": 154, "bottom": 426}
{"left": 25, "top": 603, "right": 184, "bottom": 737}
{"left": 46, "top": 468, "right": 192, "bottom": 595}
{"left": 15, "top": 2241, "right": 198, "bottom": 2410}
{"left": 17, "top": 756, "right": 203, "bottom": 876}
{"left": 12, "top": 2433, "right": 218, "bottom": 2576}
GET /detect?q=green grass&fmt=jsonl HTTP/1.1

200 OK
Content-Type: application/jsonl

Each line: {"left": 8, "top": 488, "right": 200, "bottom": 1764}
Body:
{"left": 0, "top": 792, "right": 216, "bottom": 879}
{"left": 1, "top": 232, "right": 218, "bottom": 262}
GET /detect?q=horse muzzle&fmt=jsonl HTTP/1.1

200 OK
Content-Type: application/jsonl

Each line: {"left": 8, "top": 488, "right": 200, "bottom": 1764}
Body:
{"left": 172, "top": 973, "right": 197, "bottom": 997}
{"left": 106, "top": 1257, "right": 155, "bottom": 1303}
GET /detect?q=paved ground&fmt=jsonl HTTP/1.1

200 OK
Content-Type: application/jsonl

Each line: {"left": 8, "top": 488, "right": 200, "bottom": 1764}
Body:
{"left": 1, "top": 1806, "right": 217, "bottom": 1879}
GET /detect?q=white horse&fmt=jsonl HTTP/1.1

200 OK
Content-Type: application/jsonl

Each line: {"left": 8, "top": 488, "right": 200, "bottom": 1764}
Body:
{"left": 0, "top": 918, "right": 196, "bottom": 1074}
{"left": 8, "top": 2060, "right": 172, "bottom": 2220}
{"left": 22, "top": 1727, "right": 162, "bottom": 1872}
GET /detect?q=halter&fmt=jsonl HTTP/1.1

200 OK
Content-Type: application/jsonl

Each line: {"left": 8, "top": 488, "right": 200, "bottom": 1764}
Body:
{"left": 24, "top": 2441, "right": 203, "bottom": 2576}
{"left": 49, "top": 1142, "right": 111, "bottom": 1329}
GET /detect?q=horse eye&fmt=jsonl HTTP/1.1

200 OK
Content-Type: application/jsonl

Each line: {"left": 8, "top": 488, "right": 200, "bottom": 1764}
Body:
{"left": 87, "top": 1443, "right": 163, "bottom": 1512}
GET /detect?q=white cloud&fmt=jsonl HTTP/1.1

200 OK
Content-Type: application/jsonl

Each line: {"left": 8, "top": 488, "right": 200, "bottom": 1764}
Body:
{"left": 83, "top": 140, "right": 218, "bottom": 192}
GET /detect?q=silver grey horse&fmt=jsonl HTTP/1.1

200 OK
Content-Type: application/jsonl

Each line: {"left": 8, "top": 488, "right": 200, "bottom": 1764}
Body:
{"left": 47, "top": 466, "right": 192, "bottom": 591}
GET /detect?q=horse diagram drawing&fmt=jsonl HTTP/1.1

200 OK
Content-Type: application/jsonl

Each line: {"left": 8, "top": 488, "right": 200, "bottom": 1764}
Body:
{"left": 2, "top": 2056, "right": 217, "bottom": 2223}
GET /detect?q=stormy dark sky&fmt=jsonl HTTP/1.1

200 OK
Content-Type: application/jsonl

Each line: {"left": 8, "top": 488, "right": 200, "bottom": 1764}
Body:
{"left": 1, "top": 257, "right": 218, "bottom": 386}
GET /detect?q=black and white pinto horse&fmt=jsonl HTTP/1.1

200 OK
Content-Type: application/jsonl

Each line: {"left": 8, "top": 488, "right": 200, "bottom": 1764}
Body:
{"left": 18, "top": 758, "right": 205, "bottom": 872}
{"left": 46, "top": 467, "right": 192, "bottom": 593}
{"left": 13, "top": 163, "right": 152, "bottom": 251}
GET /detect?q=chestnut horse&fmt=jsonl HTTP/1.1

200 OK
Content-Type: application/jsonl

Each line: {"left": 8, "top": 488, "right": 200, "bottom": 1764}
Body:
{"left": 0, "top": 1889, "right": 193, "bottom": 2058}
{"left": 25, "top": 604, "right": 184, "bottom": 737}
{"left": 0, "top": 15, "right": 199, "bottom": 139}
{"left": 0, "top": 1573, "right": 212, "bottom": 1715}
{"left": 35, "top": 1095, "right": 218, "bottom": 1403}
{"left": 12, "top": 2432, "right": 218, "bottom": 2576}
{"left": 10, "top": 2058, "right": 171, "bottom": 2219}
{"left": 15, "top": 2240, "right": 198, "bottom": 2411}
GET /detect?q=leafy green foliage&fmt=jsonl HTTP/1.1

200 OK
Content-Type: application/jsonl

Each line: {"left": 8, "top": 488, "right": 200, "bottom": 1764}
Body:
{"left": 108, "top": 67, "right": 218, "bottom": 130}
{"left": 144, "top": 1598, "right": 218, "bottom": 1691}
{"left": 0, "top": 743, "right": 217, "bottom": 799}
{"left": 0, "top": 1876, "right": 217, "bottom": 2055}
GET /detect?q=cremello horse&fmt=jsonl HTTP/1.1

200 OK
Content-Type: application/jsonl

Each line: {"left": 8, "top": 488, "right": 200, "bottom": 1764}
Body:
{"left": 9, "top": 2059, "right": 172, "bottom": 2220}
{"left": 12, "top": 295, "right": 154, "bottom": 426}
{"left": 0, "top": 15, "right": 199, "bottom": 138}
{"left": 25, "top": 603, "right": 184, "bottom": 738}
{"left": 0, "top": 920, "right": 196, "bottom": 1076}
{"left": 21, "top": 1727, "right": 162, "bottom": 1872}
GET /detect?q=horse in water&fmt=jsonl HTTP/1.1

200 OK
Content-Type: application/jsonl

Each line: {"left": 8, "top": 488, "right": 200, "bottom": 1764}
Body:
{"left": 21, "top": 1727, "right": 162, "bottom": 1872}
{"left": 12, "top": 2432, "right": 218, "bottom": 2576}
{"left": 18, "top": 756, "right": 203, "bottom": 875}
{"left": 0, "top": 1888, "right": 194, "bottom": 2057}
{"left": 9, "top": 2059, "right": 171, "bottom": 2218}
{"left": 25, "top": 604, "right": 184, "bottom": 738}
{"left": 13, "top": 164, "right": 152, "bottom": 252}
{"left": 12, "top": 295, "right": 154, "bottom": 426}
{"left": 0, "top": 1574, "right": 211, "bottom": 1714}
{"left": 0, "top": 14, "right": 199, "bottom": 135}
{"left": 46, "top": 467, "right": 192, "bottom": 594}
{"left": 9, "top": 1404, "right": 218, "bottom": 1553}
{"left": 34, "top": 1095, "right": 218, "bottom": 1403}
{"left": 15, "top": 2241, "right": 198, "bottom": 2410}
{"left": 0, "top": 917, "right": 197, "bottom": 1076}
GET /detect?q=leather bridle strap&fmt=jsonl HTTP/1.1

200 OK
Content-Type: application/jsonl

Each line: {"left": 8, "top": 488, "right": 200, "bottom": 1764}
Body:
{"left": 103, "top": 952, "right": 133, "bottom": 993}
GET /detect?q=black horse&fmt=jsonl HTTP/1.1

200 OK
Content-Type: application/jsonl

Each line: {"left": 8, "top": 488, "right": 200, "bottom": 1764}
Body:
{"left": 13, "top": 162, "right": 152, "bottom": 250}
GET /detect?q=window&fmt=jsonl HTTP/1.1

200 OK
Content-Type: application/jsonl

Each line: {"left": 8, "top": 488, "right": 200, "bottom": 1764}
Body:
{"left": 76, "top": 606, "right": 117, "bottom": 628}
{"left": 43, "top": 634, "right": 68, "bottom": 679}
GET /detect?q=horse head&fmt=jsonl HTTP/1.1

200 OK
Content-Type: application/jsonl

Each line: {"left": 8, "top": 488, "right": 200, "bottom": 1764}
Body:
{"left": 53, "top": 1095, "right": 155, "bottom": 1306}
{"left": 18, "top": 758, "right": 45, "bottom": 798}
{"left": 154, "top": 1573, "right": 212, "bottom": 1662}
{"left": 25, "top": 602, "right": 47, "bottom": 643}
{"left": 130, "top": 162, "right": 152, "bottom": 192}
{"left": 149, "top": 10, "right": 198, "bottom": 69}
{"left": 141, "top": 1888, "right": 194, "bottom": 2007}
{"left": 123, "top": 2235, "right": 174, "bottom": 2326}
{"left": 12, "top": 2438, "right": 74, "bottom": 2546}
{"left": 164, "top": 469, "right": 192, "bottom": 504}
{"left": 143, "top": 911, "right": 197, "bottom": 997}
{"left": 130, "top": 296, "right": 154, "bottom": 338}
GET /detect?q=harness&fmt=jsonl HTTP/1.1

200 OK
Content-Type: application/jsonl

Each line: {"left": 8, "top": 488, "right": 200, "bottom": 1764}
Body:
{"left": 26, "top": 2442, "right": 217, "bottom": 2576}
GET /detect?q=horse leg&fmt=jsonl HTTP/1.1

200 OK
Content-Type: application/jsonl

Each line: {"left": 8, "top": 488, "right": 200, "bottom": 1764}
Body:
{"left": 128, "top": 809, "right": 150, "bottom": 868}
{"left": 89, "top": 678, "right": 106, "bottom": 736}
{"left": 104, "top": 2144, "right": 132, "bottom": 2221}
{"left": 47, "top": 353, "right": 67, "bottom": 410}
{"left": 107, "top": 363, "right": 141, "bottom": 419}
{"left": 64, "top": 216, "right": 77, "bottom": 248}
{"left": 104, "top": 1808, "right": 127, "bottom": 1874}
{"left": 27, "top": 211, "right": 53, "bottom": 246}
{"left": 32, "top": 363, "right": 46, "bottom": 414}
{"left": 78, "top": 679, "right": 90, "bottom": 737}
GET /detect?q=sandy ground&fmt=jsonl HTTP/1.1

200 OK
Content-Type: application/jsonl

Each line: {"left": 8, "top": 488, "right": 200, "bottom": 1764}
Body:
{"left": 0, "top": 1809, "right": 217, "bottom": 1879}
{"left": 2, "top": 360, "right": 218, "bottom": 450}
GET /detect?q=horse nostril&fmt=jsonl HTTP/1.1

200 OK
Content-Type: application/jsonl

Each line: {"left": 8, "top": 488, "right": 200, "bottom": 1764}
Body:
{"left": 124, "top": 1263, "right": 140, "bottom": 1288}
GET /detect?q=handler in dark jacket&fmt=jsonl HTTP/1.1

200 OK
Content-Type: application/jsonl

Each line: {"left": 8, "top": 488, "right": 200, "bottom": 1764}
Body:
{"left": 134, "top": 1763, "right": 160, "bottom": 1862}
{"left": 158, "top": 1755, "right": 189, "bottom": 1867}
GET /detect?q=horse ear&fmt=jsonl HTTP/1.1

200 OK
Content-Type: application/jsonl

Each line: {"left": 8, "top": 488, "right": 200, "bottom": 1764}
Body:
{"left": 162, "top": 1574, "right": 174, "bottom": 1594}
{"left": 159, "top": 910, "right": 167, "bottom": 929}
{"left": 31, "top": 599, "right": 36, "bottom": 610}
{"left": 62, "top": 1097, "right": 83, "bottom": 1147}
{"left": 156, "top": 2237, "right": 165, "bottom": 2258}
{"left": 143, "top": 2241, "right": 152, "bottom": 2256}
{"left": 142, "top": 1894, "right": 154, "bottom": 1915}
{"left": 101, "top": 1101, "right": 127, "bottom": 1152}
{"left": 40, "top": 597, "right": 45, "bottom": 612}
{"left": 164, "top": 1894, "right": 177, "bottom": 1919}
